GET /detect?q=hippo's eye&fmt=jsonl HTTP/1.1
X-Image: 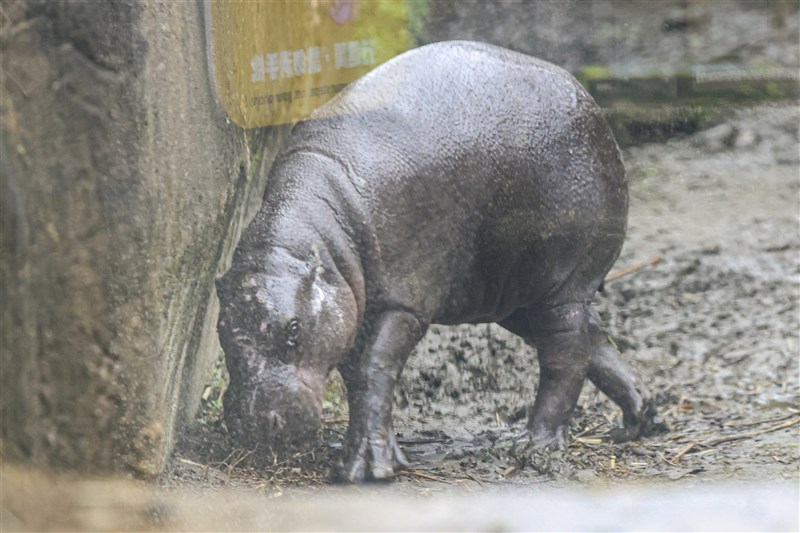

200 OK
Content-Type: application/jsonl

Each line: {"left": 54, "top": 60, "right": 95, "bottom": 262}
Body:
{"left": 286, "top": 319, "right": 301, "bottom": 346}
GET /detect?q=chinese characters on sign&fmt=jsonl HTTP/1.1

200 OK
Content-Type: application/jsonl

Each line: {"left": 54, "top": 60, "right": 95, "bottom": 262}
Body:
{"left": 206, "top": 1, "right": 409, "bottom": 127}
{"left": 251, "top": 40, "right": 377, "bottom": 82}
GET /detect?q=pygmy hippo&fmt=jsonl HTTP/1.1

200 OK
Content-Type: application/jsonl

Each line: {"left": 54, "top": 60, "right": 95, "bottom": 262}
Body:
{"left": 216, "top": 41, "right": 654, "bottom": 482}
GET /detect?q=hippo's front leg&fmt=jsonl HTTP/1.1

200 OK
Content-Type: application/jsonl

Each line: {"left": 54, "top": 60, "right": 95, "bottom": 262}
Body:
{"left": 336, "top": 310, "right": 425, "bottom": 482}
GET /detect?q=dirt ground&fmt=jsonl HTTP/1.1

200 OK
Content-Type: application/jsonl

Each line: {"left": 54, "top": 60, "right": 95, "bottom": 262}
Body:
{"left": 165, "top": 102, "right": 800, "bottom": 499}
{"left": 3, "top": 103, "right": 798, "bottom": 533}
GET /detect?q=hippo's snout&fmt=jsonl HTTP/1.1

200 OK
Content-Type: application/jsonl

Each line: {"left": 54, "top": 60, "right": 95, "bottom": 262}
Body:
{"left": 223, "top": 366, "right": 324, "bottom": 453}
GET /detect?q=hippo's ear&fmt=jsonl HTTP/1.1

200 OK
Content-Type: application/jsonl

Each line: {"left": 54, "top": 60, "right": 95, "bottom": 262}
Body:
{"left": 309, "top": 243, "right": 325, "bottom": 283}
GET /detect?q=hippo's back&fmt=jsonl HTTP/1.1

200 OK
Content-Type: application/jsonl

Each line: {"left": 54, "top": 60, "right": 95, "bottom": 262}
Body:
{"left": 307, "top": 41, "right": 587, "bottom": 158}
{"left": 282, "top": 41, "right": 627, "bottom": 322}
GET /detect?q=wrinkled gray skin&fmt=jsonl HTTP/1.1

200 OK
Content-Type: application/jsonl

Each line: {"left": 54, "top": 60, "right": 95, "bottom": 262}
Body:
{"left": 216, "top": 41, "right": 654, "bottom": 482}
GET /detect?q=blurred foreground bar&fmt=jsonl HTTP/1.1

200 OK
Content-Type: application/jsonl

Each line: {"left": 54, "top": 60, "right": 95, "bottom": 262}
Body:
{"left": 2, "top": 466, "right": 798, "bottom": 532}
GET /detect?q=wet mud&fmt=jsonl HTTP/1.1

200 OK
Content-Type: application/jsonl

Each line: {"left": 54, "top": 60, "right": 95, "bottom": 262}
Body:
{"left": 167, "top": 102, "right": 799, "bottom": 494}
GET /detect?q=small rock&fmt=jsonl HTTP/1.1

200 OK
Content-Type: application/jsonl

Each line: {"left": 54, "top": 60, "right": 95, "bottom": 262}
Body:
{"left": 574, "top": 469, "right": 598, "bottom": 482}
{"left": 698, "top": 123, "right": 738, "bottom": 151}
{"left": 733, "top": 129, "right": 758, "bottom": 148}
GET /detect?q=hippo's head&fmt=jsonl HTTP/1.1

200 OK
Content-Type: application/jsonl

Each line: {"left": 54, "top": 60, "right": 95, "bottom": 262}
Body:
{"left": 215, "top": 248, "right": 358, "bottom": 453}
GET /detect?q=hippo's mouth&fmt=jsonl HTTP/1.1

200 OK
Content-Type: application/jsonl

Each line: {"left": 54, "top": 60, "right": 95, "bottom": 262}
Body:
{"left": 295, "top": 368, "right": 325, "bottom": 416}
{"left": 224, "top": 364, "right": 326, "bottom": 452}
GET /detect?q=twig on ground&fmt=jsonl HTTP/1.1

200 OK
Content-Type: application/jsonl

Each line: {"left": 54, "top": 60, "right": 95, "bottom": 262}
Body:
{"left": 397, "top": 470, "right": 452, "bottom": 484}
{"left": 397, "top": 437, "right": 452, "bottom": 446}
{"left": 671, "top": 443, "right": 696, "bottom": 463}
{"left": 463, "top": 472, "right": 485, "bottom": 487}
{"left": 704, "top": 417, "right": 800, "bottom": 447}
{"left": 574, "top": 423, "right": 604, "bottom": 438}
{"left": 723, "top": 411, "right": 799, "bottom": 430}
{"left": 322, "top": 416, "right": 349, "bottom": 424}
{"left": 227, "top": 448, "right": 257, "bottom": 475}
{"left": 671, "top": 417, "right": 800, "bottom": 463}
{"left": 576, "top": 438, "right": 605, "bottom": 446}
{"left": 605, "top": 254, "right": 663, "bottom": 283}
{"left": 176, "top": 457, "right": 209, "bottom": 469}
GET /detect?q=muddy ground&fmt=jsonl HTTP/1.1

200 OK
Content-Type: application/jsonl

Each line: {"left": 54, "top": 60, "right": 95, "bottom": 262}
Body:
{"left": 166, "top": 101, "right": 799, "bottom": 502}
{"left": 5, "top": 102, "right": 797, "bottom": 533}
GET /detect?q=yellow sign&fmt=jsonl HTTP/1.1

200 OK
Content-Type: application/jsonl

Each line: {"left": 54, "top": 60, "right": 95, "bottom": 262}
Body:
{"left": 205, "top": 0, "right": 410, "bottom": 127}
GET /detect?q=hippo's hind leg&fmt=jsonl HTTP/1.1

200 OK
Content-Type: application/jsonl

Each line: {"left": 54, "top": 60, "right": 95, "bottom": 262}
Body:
{"left": 525, "top": 302, "right": 592, "bottom": 448}
{"left": 585, "top": 309, "right": 658, "bottom": 442}
{"left": 335, "top": 310, "right": 424, "bottom": 483}
{"left": 499, "top": 305, "right": 655, "bottom": 447}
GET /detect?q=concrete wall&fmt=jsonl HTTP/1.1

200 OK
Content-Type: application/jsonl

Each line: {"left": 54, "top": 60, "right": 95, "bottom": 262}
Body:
{"left": 0, "top": 0, "right": 288, "bottom": 475}
{"left": 422, "top": 0, "right": 799, "bottom": 73}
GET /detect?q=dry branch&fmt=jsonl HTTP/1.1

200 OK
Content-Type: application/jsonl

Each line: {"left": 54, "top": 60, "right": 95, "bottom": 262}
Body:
{"left": 671, "top": 417, "right": 800, "bottom": 463}
{"left": 605, "top": 254, "right": 663, "bottom": 283}
{"left": 396, "top": 470, "right": 452, "bottom": 484}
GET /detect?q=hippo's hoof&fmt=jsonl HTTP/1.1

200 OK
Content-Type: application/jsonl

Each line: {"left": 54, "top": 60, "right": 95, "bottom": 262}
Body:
{"left": 507, "top": 431, "right": 569, "bottom": 477}
{"left": 333, "top": 432, "right": 409, "bottom": 483}
{"left": 608, "top": 397, "right": 667, "bottom": 443}
{"left": 517, "top": 424, "right": 568, "bottom": 451}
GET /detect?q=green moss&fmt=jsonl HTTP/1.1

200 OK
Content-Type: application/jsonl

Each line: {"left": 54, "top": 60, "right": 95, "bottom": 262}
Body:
{"left": 404, "top": 0, "right": 431, "bottom": 46}
{"left": 576, "top": 65, "right": 612, "bottom": 88}
{"left": 602, "top": 103, "right": 722, "bottom": 147}
{"left": 352, "top": 0, "right": 414, "bottom": 63}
